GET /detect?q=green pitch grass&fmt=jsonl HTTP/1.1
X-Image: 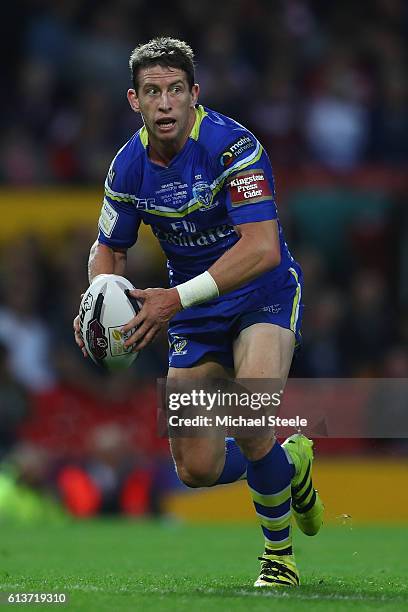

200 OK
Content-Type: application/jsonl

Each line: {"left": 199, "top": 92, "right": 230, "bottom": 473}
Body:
{"left": 0, "top": 520, "right": 407, "bottom": 611}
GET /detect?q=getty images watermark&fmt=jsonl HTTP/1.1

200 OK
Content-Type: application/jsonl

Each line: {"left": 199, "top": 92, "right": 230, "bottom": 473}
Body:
{"left": 157, "top": 378, "right": 308, "bottom": 437}
{"left": 167, "top": 388, "right": 307, "bottom": 429}
{"left": 158, "top": 378, "right": 408, "bottom": 439}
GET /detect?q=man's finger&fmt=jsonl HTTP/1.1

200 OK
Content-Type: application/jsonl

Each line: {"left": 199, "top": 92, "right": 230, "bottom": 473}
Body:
{"left": 75, "top": 333, "right": 88, "bottom": 357}
{"left": 128, "top": 288, "right": 147, "bottom": 301}
{"left": 122, "top": 311, "right": 144, "bottom": 333}
{"left": 74, "top": 332, "right": 82, "bottom": 343}
{"left": 124, "top": 321, "right": 152, "bottom": 348}
{"left": 132, "top": 327, "right": 159, "bottom": 351}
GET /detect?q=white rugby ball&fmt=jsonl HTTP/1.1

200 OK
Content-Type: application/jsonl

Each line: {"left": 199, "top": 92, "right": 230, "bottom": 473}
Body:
{"left": 79, "top": 274, "right": 141, "bottom": 370}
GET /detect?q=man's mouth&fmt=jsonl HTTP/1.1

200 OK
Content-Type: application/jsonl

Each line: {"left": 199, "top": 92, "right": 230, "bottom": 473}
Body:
{"left": 156, "top": 118, "right": 176, "bottom": 131}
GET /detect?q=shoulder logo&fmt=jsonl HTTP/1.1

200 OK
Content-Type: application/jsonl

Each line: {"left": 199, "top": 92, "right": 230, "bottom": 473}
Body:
{"left": 107, "top": 165, "right": 116, "bottom": 186}
{"left": 220, "top": 135, "right": 255, "bottom": 167}
{"left": 192, "top": 180, "right": 218, "bottom": 212}
{"left": 99, "top": 199, "right": 119, "bottom": 237}
{"left": 229, "top": 169, "right": 273, "bottom": 207}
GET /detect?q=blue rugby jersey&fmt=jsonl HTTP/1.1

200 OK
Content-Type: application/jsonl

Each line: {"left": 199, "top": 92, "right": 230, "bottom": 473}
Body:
{"left": 97, "top": 105, "right": 296, "bottom": 300}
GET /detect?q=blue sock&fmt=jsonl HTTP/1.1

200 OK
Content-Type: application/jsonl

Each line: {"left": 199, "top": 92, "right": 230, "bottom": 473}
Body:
{"left": 214, "top": 438, "right": 248, "bottom": 485}
{"left": 247, "top": 442, "right": 295, "bottom": 554}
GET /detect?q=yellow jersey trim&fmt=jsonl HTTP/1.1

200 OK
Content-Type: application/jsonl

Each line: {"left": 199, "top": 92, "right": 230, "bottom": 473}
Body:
{"left": 138, "top": 105, "right": 207, "bottom": 148}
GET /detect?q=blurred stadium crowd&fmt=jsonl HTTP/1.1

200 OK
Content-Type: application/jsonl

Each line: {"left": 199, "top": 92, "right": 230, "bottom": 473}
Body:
{"left": 2, "top": 0, "right": 408, "bottom": 183}
{"left": 0, "top": 0, "right": 407, "bottom": 519}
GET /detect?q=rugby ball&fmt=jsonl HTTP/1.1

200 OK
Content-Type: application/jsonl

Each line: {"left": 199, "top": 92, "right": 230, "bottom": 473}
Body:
{"left": 79, "top": 274, "right": 141, "bottom": 370}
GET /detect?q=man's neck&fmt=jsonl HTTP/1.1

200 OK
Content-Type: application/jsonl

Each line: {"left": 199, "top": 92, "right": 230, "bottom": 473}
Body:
{"left": 148, "top": 107, "right": 196, "bottom": 167}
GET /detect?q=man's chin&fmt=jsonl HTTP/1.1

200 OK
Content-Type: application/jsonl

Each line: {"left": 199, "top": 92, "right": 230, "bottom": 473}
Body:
{"left": 154, "top": 133, "right": 185, "bottom": 149}
{"left": 156, "top": 131, "right": 178, "bottom": 140}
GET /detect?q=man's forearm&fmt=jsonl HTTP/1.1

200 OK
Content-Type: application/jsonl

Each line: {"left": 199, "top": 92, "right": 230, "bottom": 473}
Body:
{"left": 208, "top": 232, "right": 279, "bottom": 296}
{"left": 208, "top": 220, "right": 281, "bottom": 296}
{"left": 175, "top": 221, "right": 281, "bottom": 309}
{"left": 88, "top": 241, "right": 127, "bottom": 283}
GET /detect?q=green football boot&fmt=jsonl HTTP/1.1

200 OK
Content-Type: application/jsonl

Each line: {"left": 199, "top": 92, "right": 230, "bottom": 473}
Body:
{"left": 254, "top": 552, "right": 300, "bottom": 587}
{"left": 282, "top": 434, "right": 324, "bottom": 536}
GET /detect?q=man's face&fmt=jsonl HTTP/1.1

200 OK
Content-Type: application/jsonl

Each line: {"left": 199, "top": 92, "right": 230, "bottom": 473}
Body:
{"left": 127, "top": 65, "right": 199, "bottom": 145}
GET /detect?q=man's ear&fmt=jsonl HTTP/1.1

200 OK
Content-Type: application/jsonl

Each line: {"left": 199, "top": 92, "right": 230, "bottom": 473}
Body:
{"left": 190, "top": 83, "right": 200, "bottom": 107}
{"left": 127, "top": 89, "right": 140, "bottom": 113}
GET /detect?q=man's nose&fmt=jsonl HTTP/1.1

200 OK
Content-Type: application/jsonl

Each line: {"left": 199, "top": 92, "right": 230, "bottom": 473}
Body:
{"left": 159, "top": 91, "right": 171, "bottom": 111}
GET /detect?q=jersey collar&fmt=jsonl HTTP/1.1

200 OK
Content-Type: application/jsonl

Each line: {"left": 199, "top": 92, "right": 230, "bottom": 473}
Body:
{"left": 189, "top": 104, "right": 207, "bottom": 140}
{"left": 139, "top": 104, "right": 207, "bottom": 148}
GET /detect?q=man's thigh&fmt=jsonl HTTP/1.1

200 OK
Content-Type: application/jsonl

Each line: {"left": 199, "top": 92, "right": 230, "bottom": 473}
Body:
{"left": 233, "top": 323, "right": 295, "bottom": 459}
{"left": 168, "top": 357, "right": 230, "bottom": 485}
{"left": 233, "top": 322, "right": 295, "bottom": 381}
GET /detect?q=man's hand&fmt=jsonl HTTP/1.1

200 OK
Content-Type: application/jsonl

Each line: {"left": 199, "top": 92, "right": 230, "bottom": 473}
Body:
{"left": 73, "top": 314, "right": 88, "bottom": 358}
{"left": 122, "top": 287, "right": 182, "bottom": 351}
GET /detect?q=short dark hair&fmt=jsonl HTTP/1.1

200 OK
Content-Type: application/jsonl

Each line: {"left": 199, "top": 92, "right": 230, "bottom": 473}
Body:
{"left": 129, "top": 37, "right": 195, "bottom": 92}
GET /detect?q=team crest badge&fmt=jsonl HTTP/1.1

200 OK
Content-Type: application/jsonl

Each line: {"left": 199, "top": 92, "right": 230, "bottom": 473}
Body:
{"left": 172, "top": 337, "right": 188, "bottom": 355}
{"left": 192, "top": 181, "right": 217, "bottom": 212}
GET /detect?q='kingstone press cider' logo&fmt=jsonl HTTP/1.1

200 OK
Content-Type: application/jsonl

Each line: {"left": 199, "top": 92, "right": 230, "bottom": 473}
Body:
{"left": 192, "top": 180, "right": 217, "bottom": 212}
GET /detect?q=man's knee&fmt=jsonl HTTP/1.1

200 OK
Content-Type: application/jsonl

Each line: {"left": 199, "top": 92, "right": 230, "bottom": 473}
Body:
{"left": 175, "top": 459, "right": 221, "bottom": 488}
{"left": 170, "top": 435, "right": 225, "bottom": 488}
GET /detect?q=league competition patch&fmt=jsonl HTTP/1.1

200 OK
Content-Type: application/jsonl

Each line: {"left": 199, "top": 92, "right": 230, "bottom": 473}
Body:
{"left": 229, "top": 169, "right": 273, "bottom": 206}
{"left": 98, "top": 199, "right": 119, "bottom": 237}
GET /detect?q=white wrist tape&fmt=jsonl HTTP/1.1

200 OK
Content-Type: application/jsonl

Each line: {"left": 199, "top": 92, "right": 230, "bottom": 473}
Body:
{"left": 176, "top": 271, "right": 219, "bottom": 308}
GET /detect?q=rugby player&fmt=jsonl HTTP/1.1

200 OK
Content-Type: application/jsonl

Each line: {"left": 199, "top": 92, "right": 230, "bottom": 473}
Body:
{"left": 73, "top": 37, "right": 323, "bottom": 587}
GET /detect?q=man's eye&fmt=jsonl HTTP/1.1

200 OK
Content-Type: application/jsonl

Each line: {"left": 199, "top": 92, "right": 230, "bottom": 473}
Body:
{"left": 171, "top": 86, "right": 182, "bottom": 93}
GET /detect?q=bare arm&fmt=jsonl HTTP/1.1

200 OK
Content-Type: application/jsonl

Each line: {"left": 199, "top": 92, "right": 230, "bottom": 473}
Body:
{"left": 88, "top": 241, "right": 128, "bottom": 283}
{"left": 74, "top": 241, "right": 128, "bottom": 355}
{"left": 208, "top": 219, "right": 280, "bottom": 294}
{"left": 123, "top": 219, "right": 281, "bottom": 350}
